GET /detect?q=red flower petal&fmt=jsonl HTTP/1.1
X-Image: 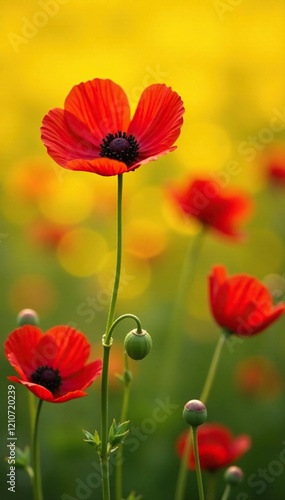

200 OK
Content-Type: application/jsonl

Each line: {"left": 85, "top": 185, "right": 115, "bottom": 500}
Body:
{"left": 230, "top": 434, "right": 252, "bottom": 461}
{"left": 37, "top": 326, "right": 91, "bottom": 378}
{"left": 7, "top": 376, "right": 55, "bottom": 401}
{"left": 4, "top": 326, "right": 43, "bottom": 380}
{"left": 197, "top": 423, "right": 232, "bottom": 447}
{"left": 66, "top": 157, "right": 129, "bottom": 176}
{"left": 209, "top": 266, "right": 285, "bottom": 336}
{"left": 41, "top": 108, "right": 98, "bottom": 167}
{"left": 7, "top": 376, "right": 87, "bottom": 403}
{"left": 60, "top": 359, "right": 102, "bottom": 392}
{"left": 169, "top": 179, "right": 252, "bottom": 240}
{"left": 128, "top": 84, "right": 184, "bottom": 158}
{"left": 197, "top": 442, "right": 229, "bottom": 470}
{"left": 64, "top": 79, "right": 131, "bottom": 140}
{"left": 176, "top": 423, "right": 251, "bottom": 472}
{"left": 209, "top": 266, "right": 227, "bottom": 304}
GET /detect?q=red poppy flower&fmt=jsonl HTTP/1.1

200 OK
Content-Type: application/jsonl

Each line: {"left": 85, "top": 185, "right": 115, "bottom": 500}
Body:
{"left": 41, "top": 78, "right": 184, "bottom": 177}
{"left": 234, "top": 356, "right": 282, "bottom": 399}
{"left": 176, "top": 423, "right": 251, "bottom": 471}
{"left": 262, "top": 147, "right": 285, "bottom": 186}
{"left": 4, "top": 325, "right": 102, "bottom": 403}
{"left": 267, "top": 161, "right": 285, "bottom": 185}
{"left": 169, "top": 177, "right": 252, "bottom": 240}
{"left": 209, "top": 266, "right": 285, "bottom": 337}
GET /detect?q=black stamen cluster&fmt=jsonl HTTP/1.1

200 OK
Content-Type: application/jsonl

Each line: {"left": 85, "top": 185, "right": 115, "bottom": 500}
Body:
{"left": 99, "top": 130, "right": 139, "bottom": 167}
{"left": 31, "top": 365, "right": 61, "bottom": 393}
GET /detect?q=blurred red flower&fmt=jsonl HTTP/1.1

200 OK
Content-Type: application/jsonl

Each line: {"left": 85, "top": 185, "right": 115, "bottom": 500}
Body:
{"left": 41, "top": 78, "right": 184, "bottom": 177}
{"left": 176, "top": 423, "right": 251, "bottom": 471}
{"left": 4, "top": 325, "right": 102, "bottom": 403}
{"left": 262, "top": 147, "right": 285, "bottom": 186}
{"left": 169, "top": 177, "right": 252, "bottom": 240}
{"left": 234, "top": 356, "right": 283, "bottom": 400}
{"left": 209, "top": 265, "right": 285, "bottom": 336}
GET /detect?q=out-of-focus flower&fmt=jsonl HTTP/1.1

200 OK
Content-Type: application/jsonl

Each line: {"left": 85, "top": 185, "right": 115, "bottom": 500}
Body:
{"left": 234, "top": 356, "right": 283, "bottom": 399}
{"left": 28, "top": 220, "right": 69, "bottom": 249}
{"left": 176, "top": 423, "right": 251, "bottom": 471}
{"left": 209, "top": 265, "right": 285, "bottom": 336}
{"left": 263, "top": 148, "right": 285, "bottom": 186}
{"left": 168, "top": 177, "right": 252, "bottom": 240}
{"left": 41, "top": 78, "right": 184, "bottom": 177}
{"left": 4, "top": 325, "right": 102, "bottom": 403}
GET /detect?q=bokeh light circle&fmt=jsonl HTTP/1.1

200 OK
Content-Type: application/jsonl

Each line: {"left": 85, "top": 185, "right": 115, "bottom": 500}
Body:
{"left": 57, "top": 228, "right": 108, "bottom": 277}
{"left": 97, "top": 250, "right": 151, "bottom": 300}
{"left": 39, "top": 174, "right": 95, "bottom": 225}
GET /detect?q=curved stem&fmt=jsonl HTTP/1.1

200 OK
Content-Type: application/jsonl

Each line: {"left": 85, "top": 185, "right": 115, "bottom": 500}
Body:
{"left": 192, "top": 427, "right": 205, "bottom": 500}
{"left": 32, "top": 399, "right": 43, "bottom": 500}
{"left": 221, "top": 484, "right": 232, "bottom": 500}
{"left": 115, "top": 352, "right": 131, "bottom": 500}
{"left": 175, "top": 332, "right": 226, "bottom": 500}
{"left": 100, "top": 174, "right": 124, "bottom": 500}
{"left": 107, "top": 313, "right": 142, "bottom": 343}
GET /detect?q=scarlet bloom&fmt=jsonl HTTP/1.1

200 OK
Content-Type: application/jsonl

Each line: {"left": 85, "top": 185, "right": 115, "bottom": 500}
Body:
{"left": 4, "top": 325, "right": 102, "bottom": 403}
{"left": 209, "top": 266, "right": 285, "bottom": 337}
{"left": 176, "top": 423, "right": 251, "bottom": 471}
{"left": 41, "top": 78, "right": 184, "bottom": 176}
{"left": 169, "top": 177, "right": 252, "bottom": 240}
{"left": 262, "top": 147, "right": 285, "bottom": 186}
{"left": 267, "top": 161, "right": 285, "bottom": 186}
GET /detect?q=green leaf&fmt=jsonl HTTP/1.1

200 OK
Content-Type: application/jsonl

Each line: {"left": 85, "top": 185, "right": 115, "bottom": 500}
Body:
{"left": 82, "top": 429, "right": 101, "bottom": 450}
{"left": 108, "top": 419, "right": 130, "bottom": 450}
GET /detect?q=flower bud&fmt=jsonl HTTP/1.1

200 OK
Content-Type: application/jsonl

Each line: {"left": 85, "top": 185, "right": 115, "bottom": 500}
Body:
{"left": 183, "top": 399, "right": 207, "bottom": 427}
{"left": 17, "top": 309, "right": 39, "bottom": 326}
{"left": 124, "top": 329, "right": 152, "bottom": 360}
{"left": 224, "top": 466, "right": 244, "bottom": 486}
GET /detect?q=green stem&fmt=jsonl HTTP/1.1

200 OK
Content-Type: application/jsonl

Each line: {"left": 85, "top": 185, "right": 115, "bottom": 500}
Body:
{"left": 105, "top": 174, "right": 124, "bottom": 341}
{"left": 161, "top": 229, "right": 205, "bottom": 392}
{"left": 221, "top": 484, "right": 232, "bottom": 500}
{"left": 29, "top": 392, "right": 36, "bottom": 438}
{"left": 175, "top": 332, "right": 226, "bottom": 500}
{"left": 107, "top": 314, "right": 142, "bottom": 342}
{"left": 174, "top": 424, "right": 193, "bottom": 500}
{"left": 115, "top": 352, "right": 131, "bottom": 500}
{"left": 100, "top": 174, "right": 124, "bottom": 500}
{"left": 206, "top": 473, "right": 217, "bottom": 500}
{"left": 32, "top": 399, "right": 43, "bottom": 500}
{"left": 200, "top": 333, "right": 226, "bottom": 404}
{"left": 192, "top": 427, "right": 205, "bottom": 500}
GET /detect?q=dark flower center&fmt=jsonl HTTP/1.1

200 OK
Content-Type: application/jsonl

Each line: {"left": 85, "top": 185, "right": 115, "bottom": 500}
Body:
{"left": 31, "top": 365, "right": 61, "bottom": 393}
{"left": 99, "top": 131, "right": 139, "bottom": 167}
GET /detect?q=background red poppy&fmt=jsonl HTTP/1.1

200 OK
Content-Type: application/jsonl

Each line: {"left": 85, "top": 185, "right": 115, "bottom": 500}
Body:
{"left": 209, "top": 266, "right": 285, "bottom": 336}
{"left": 176, "top": 423, "right": 251, "bottom": 471}
{"left": 169, "top": 177, "right": 252, "bottom": 240}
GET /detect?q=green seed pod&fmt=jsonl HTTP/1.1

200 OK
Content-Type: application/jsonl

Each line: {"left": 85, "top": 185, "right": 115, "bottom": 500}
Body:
{"left": 17, "top": 309, "right": 39, "bottom": 326}
{"left": 183, "top": 399, "right": 207, "bottom": 427}
{"left": 224, "top": 466, "right": 244, "bottom": 486}
{"left": 124, "top": 329, "right": 152, "bottom": 360}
